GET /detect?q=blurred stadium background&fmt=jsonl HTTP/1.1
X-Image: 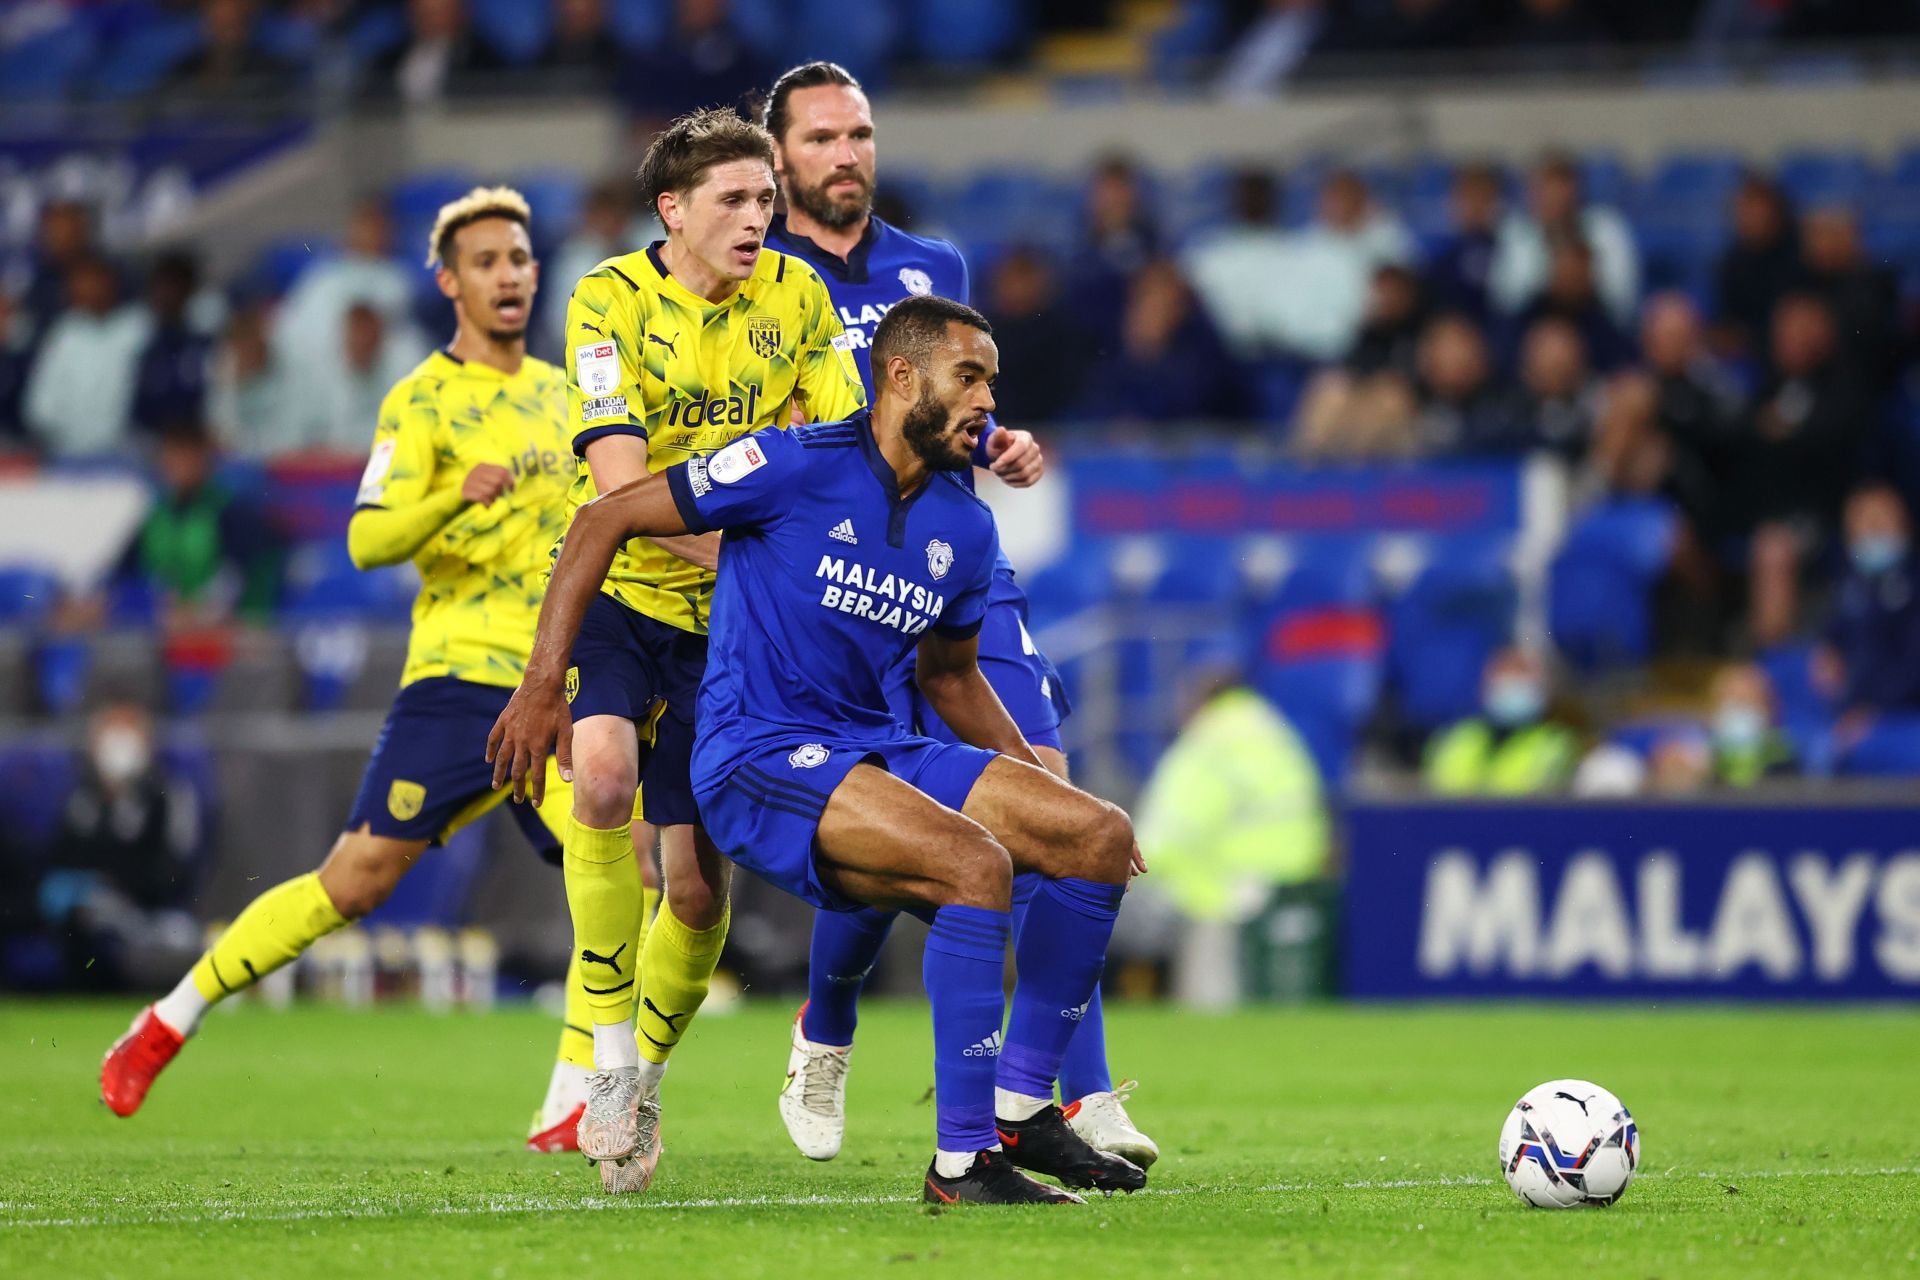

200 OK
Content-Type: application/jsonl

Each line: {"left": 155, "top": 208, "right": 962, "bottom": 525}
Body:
{"left": 4, "top": 0, "right": 1920, "bottom": 1009}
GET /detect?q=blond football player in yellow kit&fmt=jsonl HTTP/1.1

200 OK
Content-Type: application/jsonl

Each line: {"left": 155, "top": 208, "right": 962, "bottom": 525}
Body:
{"left": 500, "top": 108, "right": 866, "bottom": 1193}
{"left": 100, "top": 188, "right": 611, "bottom": 1143}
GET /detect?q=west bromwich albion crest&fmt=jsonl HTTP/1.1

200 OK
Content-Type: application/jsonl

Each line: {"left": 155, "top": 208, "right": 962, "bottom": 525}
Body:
{"left": 926, "top": 539, "right": 953, "bottom": 580}
{"left": 747, "top": 315, "right": 781, "bottom": 359}
{"left": 388, "top": 779, "right": 426, "bottom": 821}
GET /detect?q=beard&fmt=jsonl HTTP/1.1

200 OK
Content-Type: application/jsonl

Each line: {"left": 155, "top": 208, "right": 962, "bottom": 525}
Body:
{"left": 486, "top": 326, "right": 525, "bottom": 343}
{"left": 901, "top": 385, "right": 972, "bottom": 473}
{"left": 788, "top": 168, "right": 872, "bottom": 231}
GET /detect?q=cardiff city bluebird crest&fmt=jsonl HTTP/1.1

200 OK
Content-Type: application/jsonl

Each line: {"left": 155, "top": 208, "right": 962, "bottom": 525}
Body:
{"left": 926, "top": 539, "right": 953, "bottom": 580}
{"left": 898, "top": 267, "right": 933, "bottom": 296}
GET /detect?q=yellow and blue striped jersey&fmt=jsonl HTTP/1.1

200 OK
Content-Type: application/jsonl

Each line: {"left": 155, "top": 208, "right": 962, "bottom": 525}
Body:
{"left": 562, "top": 242, "right": 867, "bottom": 635}
{"left": 356, "top": 350, "right": 574, "bottom": 689}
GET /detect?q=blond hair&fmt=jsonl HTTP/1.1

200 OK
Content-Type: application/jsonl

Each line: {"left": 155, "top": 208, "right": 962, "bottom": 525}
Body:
{"left": 424, "top": 185, "right": 532, "bottom": 269}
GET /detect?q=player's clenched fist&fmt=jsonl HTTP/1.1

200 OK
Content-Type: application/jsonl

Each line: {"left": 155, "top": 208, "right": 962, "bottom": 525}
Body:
{"left": 985, "top": 427, "right": 1044, "bottom": 488}
{"left": 486, "top": 679, "right": 573, "bottom": 804}
{"left": 461, "top": 462, "right": 516, "bottom": 505}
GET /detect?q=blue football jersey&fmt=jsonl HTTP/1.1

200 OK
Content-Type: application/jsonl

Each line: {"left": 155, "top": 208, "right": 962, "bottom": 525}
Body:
{"left": 764, "top": 214, "right": 972, "bottom": 383}
{"left": 766, "top": 213, "right": 1022, "bottom": 591}
{"left": 663, "top": 413, "right": 998, "bottom": 759}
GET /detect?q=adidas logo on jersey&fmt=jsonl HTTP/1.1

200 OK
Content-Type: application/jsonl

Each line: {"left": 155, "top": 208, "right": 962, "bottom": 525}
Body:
{"left": 828, "top": 519, "right": 858, "bottom": 544}
{"left": 1060, "top": 1000, "right": 1090, "bottom": 1022}
{"left": 963, "top": 1030, "right": 1003, "bottom": 1058}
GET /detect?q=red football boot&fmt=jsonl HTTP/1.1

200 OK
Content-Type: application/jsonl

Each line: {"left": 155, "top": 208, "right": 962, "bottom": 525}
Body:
{"left": 525, "top": 1101, "right": 584, "bottom": 1153}
{"left": 100, "top": 1006, "right": 185, "bottom": 1117}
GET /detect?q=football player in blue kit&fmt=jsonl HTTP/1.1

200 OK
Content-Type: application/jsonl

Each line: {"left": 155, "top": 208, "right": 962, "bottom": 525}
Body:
{"left": 759, "top": 60, "right": 1158, "bottom": 1169}
{"left": 490, "top": 296, "right": 1148, "bottom": 1204}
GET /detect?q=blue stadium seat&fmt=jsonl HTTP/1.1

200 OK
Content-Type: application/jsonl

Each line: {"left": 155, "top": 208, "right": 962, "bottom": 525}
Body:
{"left": 1254, "top": 649, "right": 1383, "bottom": 785}
{"left": 391, "top": 171, "right": 483, "bottom": 221}
{"left": 794, "top": 0, "right": 898, "bottom": 88}
{"left": 90, "top": 12, "right": 203, "bottom": 98}
{"left": 1757, "top": 642, "right": 1828, "bottom": 725}
{"left": 1639, "top": 152, "right": 1744, "bottom": 222}
{"left": 0, "top": 19, "right": 97, "bottom": 102}
{"left": 1150, "top": 0, "right": 1228, "bottom": 86}
{"left": 347, "top": 5, "right": 410, "bottom": 67}
{"left": 513, "top": 170, "right": 586, "bottom": 249}
{"left": 1548, "top": 500, "right": 1676, "bottom": 670}
{"left": 1838, "top": 713, "right": 1920, "bottom": 777}
{"left": 728, "top": 0, "right": 792, "bottom": 58}
{"left": 606, "top": 0, "right": 669, "bottom": 51}
{"left": 909, "top": 0, "right": 1025, "bottom": 65}
{"left": 0, "top": 565, "right": 61, "bottom": 627}
{"left": 1578, "top": 152, "right": 1634, "bottom": 210}
{"left": 281, "top": 540, "right": 416, "bottom": 624}
{"left": 1387, "top": 540, "right": 1516, "bottom": 731}
{"left": 1777, "top": 149, "right": 1874, "bottom": 209}
{"left": 0, "top": 745, "right": 77, "bottom": 857}
{"left": 470, "top": 0, "right": 553, "bottom": 66}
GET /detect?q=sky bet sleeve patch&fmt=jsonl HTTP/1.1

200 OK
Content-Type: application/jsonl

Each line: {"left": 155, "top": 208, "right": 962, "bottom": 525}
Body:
{"left": 574, "top": 341, "right": 620, "bottom": 396}
{"left": 829, "top": 331, "right": 862, "bottom": 385}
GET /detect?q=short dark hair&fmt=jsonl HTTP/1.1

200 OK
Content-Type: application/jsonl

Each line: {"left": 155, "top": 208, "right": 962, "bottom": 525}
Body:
{"left": 761, "top": 61, "right": 862, "bottom": 145}
{"left": 870, "top": 295, "right": 992, "bottom": 383}
{"left": 636, "top": 107, "right": 776, "bottom": 214}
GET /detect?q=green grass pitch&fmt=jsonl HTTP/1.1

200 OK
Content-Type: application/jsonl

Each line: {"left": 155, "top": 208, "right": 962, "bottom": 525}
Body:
{"left": 3, "top": 1000, "right": 1917, "bottom": 1277}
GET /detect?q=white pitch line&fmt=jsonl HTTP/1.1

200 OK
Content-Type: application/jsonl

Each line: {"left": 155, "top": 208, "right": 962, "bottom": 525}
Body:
{"left": 2, "top": 1166, "right": 1914, "bottom": 1232}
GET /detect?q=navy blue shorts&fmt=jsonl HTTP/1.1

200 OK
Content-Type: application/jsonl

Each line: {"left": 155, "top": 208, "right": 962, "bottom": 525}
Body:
{"left": 884, "top": 584, "right": 1070, "bottom": 752}
{"left": 347, "top": 677, "right": 567, "bottom": 862}
{"left": 567, "top": 592, "right": 705, "bottom": 826}
{"left": 695, "top": 732, "right": 999, "bottom": 912}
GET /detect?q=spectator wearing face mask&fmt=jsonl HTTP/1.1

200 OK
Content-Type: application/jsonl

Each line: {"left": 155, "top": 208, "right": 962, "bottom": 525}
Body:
{"left": 1813, "top": 482, "right": 1920, "bottom": 724}
{"left": 1704, "top": 662, "right": 1796, "bottom": 788}
{"left": 1423, "top": 646, "right": 1579, "bottom": 795}
{"left": 43, "top": 702, "right": 207, "bottom": 990}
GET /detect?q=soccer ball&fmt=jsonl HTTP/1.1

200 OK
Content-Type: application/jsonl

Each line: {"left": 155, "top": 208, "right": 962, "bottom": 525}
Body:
{"left": 1497, "top": 1079, "right": 1639, "bottom": 1208}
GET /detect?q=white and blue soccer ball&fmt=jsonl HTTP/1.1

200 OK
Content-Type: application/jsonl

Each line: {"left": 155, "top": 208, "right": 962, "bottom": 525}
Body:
{"left": 1498, "top": 1079, "right": 1639, "bottom": 1208}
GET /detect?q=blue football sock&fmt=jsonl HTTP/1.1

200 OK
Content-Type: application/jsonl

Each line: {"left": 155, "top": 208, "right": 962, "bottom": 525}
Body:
{"left": 1058, "top": 981, "right": 1114, "bottom": 1101}
{"left": 923, "top": 904, "right": 1010, "bottom": 1153}
{"left": 999, "top": 877, "right": 1124, "bottom": 1102}
{"left": 802, "top": 906, "right": 896, "bottom": 1046}
{"left": 1011, "top": 873, "right": 1113, "bottom": 1100}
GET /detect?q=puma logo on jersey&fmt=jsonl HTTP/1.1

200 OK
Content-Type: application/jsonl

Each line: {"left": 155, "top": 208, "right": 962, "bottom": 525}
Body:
{"left": 579, "top": 321, "right": 608, "bottom": 336}
{"left": 647, "top": 332, "right": 680, "bottom": 358}
{"left": 581, "top": 943, "right": 628, "bottom": 975}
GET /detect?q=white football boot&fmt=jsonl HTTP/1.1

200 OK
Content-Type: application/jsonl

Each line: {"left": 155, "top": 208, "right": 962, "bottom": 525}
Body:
{"left": 1063, "top": 1081, "right": 1159, "bottom": 1169}
{"left": 778, "top": 1006, "right": 851, "bottom": 1161}
{"left": 599, "top": 1091, "right": 664, "bottom": 1194}
{"left": 577, "top": 1066, "right": 640, "bottom": 1162}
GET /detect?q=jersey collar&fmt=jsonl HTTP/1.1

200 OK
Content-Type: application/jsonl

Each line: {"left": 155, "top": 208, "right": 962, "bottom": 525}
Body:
{"left": 769, "top": 213, "right": 883, "bottom": 285}
{"left": 854, "top": 407, "right": 930, "bottom": 548}
{"left": 644, "top": 240, "right": 743, "bottom": 310}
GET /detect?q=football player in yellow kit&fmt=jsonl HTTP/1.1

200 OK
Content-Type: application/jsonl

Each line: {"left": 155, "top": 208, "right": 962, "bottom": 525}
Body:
{"left": 523, "top": 107, "right": 866, "bottom": 1193}
{"left": 100, "top": 188, "right": 612, "bottom": 1146}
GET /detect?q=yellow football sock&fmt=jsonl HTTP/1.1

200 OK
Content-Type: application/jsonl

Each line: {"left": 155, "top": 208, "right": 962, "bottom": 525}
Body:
{"left": 189, "top": 872, "right": 346, "bottom": 1002}
{"left": 555, "top": 884, "right": 660, "bottom": 1070}
{"left": 636, "top": 897, "right": 729, "bottom": 1066}
{"left": 563, "top": 813, "right": 642, "bottom": 1025}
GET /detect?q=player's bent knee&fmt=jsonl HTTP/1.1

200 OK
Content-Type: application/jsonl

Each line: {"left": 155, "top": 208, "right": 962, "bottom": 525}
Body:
{"left": 571, "top": 767, "right": 638, "bottom": 829}
{"left": 1081, "top": 801, "right": 1135, "bottom": 885}
{"left": 319, "top": 829, "right": 419, "bottom": 919}
{"left": 664, "top": 872, "right": 727, "bottom": 928}
{"left": 940, "top": 834, "right": 1013, "bottom": 911}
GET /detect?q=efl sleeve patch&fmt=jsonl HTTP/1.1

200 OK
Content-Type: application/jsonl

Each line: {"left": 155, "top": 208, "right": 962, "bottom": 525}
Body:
{"left": 574, "top": 341, "right": 621, "bottom": 396}
{"left": 356, "top": 437, "right": 396, "bottom": 505}
{"left": 708, "top": 436, "right": 769, "bottom": 485}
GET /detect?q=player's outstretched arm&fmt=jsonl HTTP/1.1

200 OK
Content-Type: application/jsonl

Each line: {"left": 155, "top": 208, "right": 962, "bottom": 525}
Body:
{"left": 914, "top": 631, "right": 1044, "bottom": 769}
{"left": 487, "top": 473, "right": 691, "bottom": 802}
{"left": 347, "top": 464, "right": 516, "bottom": 569}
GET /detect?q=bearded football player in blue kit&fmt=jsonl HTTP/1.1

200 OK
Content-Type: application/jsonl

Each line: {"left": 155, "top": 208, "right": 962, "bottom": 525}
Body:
{"left": 490, "top": 296, "right": 1148, "bottom": 1204}
{"left": 758, "top": 61, "right": 1158, "bottom": 1169}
